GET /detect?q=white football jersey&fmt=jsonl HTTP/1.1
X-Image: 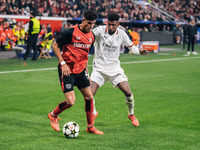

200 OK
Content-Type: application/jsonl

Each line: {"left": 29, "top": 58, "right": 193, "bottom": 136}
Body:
{"left": 92, "top": 25, "right": 139, "bottom": 76}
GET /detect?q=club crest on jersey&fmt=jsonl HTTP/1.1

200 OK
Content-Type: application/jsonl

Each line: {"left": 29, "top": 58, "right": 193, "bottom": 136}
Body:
{"left": 89, "top": 38, "right": 92, "bottom": 43}
{"left": 76, "top": 36, "right": 81, "bottom": 40}
{"left": 116, "top": 36, "right": 120, "bottom": 41}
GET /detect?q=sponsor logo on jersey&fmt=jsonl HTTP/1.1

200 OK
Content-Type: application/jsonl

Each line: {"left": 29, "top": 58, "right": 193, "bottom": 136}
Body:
{"left": 73, "top": 43, "right": 91, "bottom": 48}
{"left": 103, "top": 35, "right": 108, "bottom": 39}
{"left": 76, "top": 36, "right": 81, "bottom": 40}
{"left": 103, "top": 43, "right": 117, "bottom": 52}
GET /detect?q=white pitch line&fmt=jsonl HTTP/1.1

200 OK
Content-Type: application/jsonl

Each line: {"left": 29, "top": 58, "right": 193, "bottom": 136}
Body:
{"left": 0, "top": 67, "right": 57, "bottom": 74}
{"left": 120, "top": 56, "right": 200, "bottom": 64}
{"left": 0, "top": 56, "right": 200, "bottom": 74}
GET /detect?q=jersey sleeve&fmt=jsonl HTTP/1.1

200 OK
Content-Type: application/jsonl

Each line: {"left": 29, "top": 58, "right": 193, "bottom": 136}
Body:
{"left": 122, "top": 31, "right": 140, "bottom": 54}
{"left": 92, "top": 26, "right": 103, "bottom": 37}
{"left": 56, "top": 28, "right": 74, "bottom": 48}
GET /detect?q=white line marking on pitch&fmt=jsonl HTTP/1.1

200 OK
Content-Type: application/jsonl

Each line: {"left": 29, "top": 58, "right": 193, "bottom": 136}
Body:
{"left": 0, "top": 56, "right": 199, "bottom": 74}
{"left": 121, "top": 56, "right": 200, "bottom": 64}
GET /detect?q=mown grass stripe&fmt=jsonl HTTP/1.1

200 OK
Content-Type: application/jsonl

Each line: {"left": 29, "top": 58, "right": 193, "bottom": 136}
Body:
{"left": 0, "top": 56, "right": 199, "bottom": 74}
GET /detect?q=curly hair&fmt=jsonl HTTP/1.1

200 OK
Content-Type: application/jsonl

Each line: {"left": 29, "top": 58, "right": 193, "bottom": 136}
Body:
{"left": 107, "top": 12, "right": 120, "bottom": 21}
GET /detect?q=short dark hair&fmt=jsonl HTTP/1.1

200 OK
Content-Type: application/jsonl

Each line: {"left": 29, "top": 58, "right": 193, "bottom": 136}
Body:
{"left": 108, "top": 12, "right": 120, "bottom": 21}
{"left": 84, "top": 9, "right": 97, "bottom": 21}
{"left": 2, "top": 18, "right": 8, "bottom": 22}
{"left": 30, "top": 11, "right": 36, "bottom": 17}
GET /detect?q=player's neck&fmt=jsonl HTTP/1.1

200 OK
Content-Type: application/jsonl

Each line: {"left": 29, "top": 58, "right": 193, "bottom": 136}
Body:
{"left": 78, "top": 24, "right": 88, "bottom": 33}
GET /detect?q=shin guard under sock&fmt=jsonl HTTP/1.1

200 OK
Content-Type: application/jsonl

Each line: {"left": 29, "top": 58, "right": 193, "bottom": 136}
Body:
{"left": 85, "top": 99, "right": 94, "bottom": 126}
{"left": 126, "top": 94, "right": 134, "bottom": 115}
{"left": 54, "top": 100, "right": 72, "bottom": 116}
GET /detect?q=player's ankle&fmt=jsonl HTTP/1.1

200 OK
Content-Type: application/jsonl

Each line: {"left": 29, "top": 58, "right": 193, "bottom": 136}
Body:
{"left": 87, "top": 124, "right": 93, "bottom": 128}
{"left": 51, "top": 111, "right": 56, "bottom": 117}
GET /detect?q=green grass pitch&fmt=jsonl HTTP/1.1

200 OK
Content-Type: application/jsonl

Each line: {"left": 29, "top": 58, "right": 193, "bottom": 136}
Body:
{"left": 0, "top": 44, "right": 200, "bottom": 150}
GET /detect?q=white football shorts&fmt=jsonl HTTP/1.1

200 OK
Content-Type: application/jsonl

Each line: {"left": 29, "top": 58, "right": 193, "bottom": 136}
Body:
{"left": 90, "top": 70, "right": 128, "bottom": 87}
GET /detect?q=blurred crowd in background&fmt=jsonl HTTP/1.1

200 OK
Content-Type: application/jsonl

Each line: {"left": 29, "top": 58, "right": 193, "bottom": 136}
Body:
{"left": 0, "top": 0, "right": 200, "bottom": 23}
{"left": 0, "top": 0, "right": 199, "bottom": 52}
{"left": 0, "top": 17, "right": 191, "bottom": 52}
{"left": 0, "top": 18, "right": 54, "bottom": 51}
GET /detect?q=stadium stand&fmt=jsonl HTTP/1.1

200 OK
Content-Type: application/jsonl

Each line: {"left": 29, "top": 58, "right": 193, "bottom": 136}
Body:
{"left": 0, "top": 0, "right": 200, "bottom": 53}
{"left": 0, "top": 0, "right": 199, "bottom": 23}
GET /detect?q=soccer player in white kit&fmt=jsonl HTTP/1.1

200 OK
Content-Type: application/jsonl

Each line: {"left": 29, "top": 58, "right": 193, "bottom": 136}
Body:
{"left": 91, "top": 12, "right": 148, "bottom": 127}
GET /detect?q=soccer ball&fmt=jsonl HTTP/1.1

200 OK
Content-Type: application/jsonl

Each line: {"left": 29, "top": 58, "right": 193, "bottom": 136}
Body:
{"left": 63, "top": 122, "right": 80, "bottom": 138}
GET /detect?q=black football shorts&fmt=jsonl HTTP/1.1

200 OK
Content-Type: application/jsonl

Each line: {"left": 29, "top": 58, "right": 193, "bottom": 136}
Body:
{"left": 58, "top": 64, "right": 90, "bottom": 93}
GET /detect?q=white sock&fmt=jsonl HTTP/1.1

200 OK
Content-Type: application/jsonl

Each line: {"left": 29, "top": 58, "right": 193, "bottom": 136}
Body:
{"left": 93, "top": 98, "right": 97, "bottom": 116}
{"left": 125, "top": 93, "right": 134, "bottom": 115}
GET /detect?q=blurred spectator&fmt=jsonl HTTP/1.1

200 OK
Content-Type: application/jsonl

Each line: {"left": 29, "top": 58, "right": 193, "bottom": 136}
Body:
{"left": 148, "top": 23, "right": 157, "bottom": 32}
{"left": 5, "top": 0, "right": 12, "bottom": 12}
{"left": 173, "top": 24, "right": 182, "bottom": 43}
{"left": 38, "top": 24, "right": 46, "bottom": 45}
{"left": 24, "top": 7, "right": 30, "bottom": 16}
{"left": 38, "top": 27, "right": 53, "bottom": 54}
{"left": 12, "top": 21, "right": 21, "bottom": 43}
{"left": 0, "top": 18, "right": 8, "bottom": 51}
{"left": 23, "top": 12, "right": 41, "bottom": 60}
{"left": 1, "top": 18, "right": 23, "bottom": 51}
{"left": 166, "top": 26, "right": 171, "bottom": 32}
{"left": 38, "top": 7, "right": 43, "bottom": 16}
{"left": 186, "top": 19, "right": 198, "bottom": 55}
{"left": 61, "top": 24, "right": 68, "bottom": 32}
{"left": 12, "top": 21, "right": 26, "bottom": 45}
{"left": 162, "top": 25, "right": 167, "bottom": 31}
{"left": 11, "top": 0, "right": 18, "bottom": 10}
{"left": 4, "top": 20, "right": 18, "bottom": 50}
{"left": 19, "top": 0, "right": 26, "bottom": 10}
{"left": 6, "top": 6, "right": 14, "bottom": 15}
{"left": 47, "top": 23, "right": 51, "bottom": 28}
{"left": 129, "top": 28, "right": 140, "bottom": 46}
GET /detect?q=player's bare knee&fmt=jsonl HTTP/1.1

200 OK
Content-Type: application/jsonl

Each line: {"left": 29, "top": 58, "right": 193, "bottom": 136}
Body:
{"left": 126, "top": 93, "right": 134, "bottom": 102}
{"left": 67, "top": 102, "right": 75, "bottom": 107}
{"left": 84, "top": 96, "right": 94, "bottom": 101}
{"left": 125, "top": 92, "right": 132, "bottom": 97}
{"left": 66, "top": 99, "right": 75, "bottom": 107}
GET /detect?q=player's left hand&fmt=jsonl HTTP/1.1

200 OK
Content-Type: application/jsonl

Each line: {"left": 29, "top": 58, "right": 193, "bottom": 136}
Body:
{"left": 139, "top": 49, "right": 149, "bottom": 55}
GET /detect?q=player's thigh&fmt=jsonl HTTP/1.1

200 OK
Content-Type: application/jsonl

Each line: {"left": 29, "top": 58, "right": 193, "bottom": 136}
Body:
{"left": 58, "top": 65, "right": 77, "bottom": 105}
{"left": 110, "top": 73, "right": 132, "bottom": 96}
{"left": 58, "top": 64, "right": 75, "bottom": 93}
{"left": 91, "top": 70, "right": 106, "bottom": 87}
{"left": 64, "top": 90, "right": 76, "bottom": 106}
{"left": 110, "top": 72, "right": 128, "bottom": 87}
{"left": 90, "top": 81, "right": 99, "bottom": 96}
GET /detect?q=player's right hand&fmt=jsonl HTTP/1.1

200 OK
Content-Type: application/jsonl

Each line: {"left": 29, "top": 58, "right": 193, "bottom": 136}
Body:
{"left": 62, "top": 64, "right": 71, "bottom": 76}
{"left": 139, "top": 49, "right": 149, "bottom": 55}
